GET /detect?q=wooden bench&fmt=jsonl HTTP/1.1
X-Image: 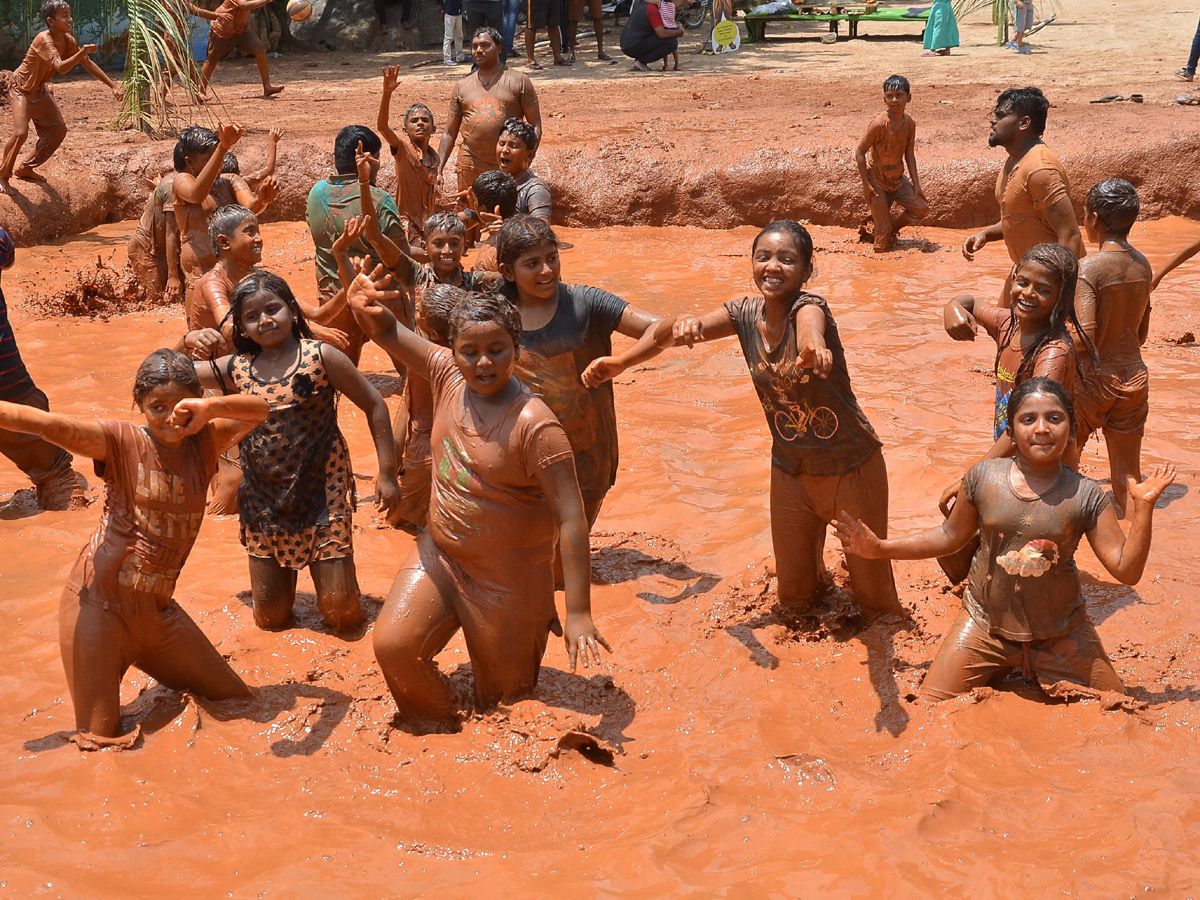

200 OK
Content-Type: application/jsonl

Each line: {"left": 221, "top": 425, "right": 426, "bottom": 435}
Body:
{"left": 741, "top": 4, "right": 930, "bottom": 44}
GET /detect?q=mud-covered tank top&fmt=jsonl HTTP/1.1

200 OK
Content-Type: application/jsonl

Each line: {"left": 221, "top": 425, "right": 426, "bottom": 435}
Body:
{"left": 725, "top": 293, "right": 882, "bottom": 478}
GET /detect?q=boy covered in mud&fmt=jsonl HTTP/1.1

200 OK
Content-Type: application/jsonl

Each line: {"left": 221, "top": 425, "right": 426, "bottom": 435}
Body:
{"left": 126, "top": 142, "right": 186, "bottom": 304}
{"left": 0, "top": 0, "right": 122, "bottom": 195}
{"left": 855, "top": 74, "right": 928, "bottom": 253}
{"left": 496, "top": 118, "right": 551, "bottom": 223}
{"left": 1073, "top": 179, "right": 1153, "bottom": 516}
{"left": 199, "top": 0, "right": 284, "bottom": 99}
{"left": 377, "top": 66, "right": 440, "bottom": 248}
{"left": 173, "top": 123, "right": 243, "bottom": 290}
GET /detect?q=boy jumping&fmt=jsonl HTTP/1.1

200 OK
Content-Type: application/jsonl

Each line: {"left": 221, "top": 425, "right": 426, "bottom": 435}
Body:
{"left": 855, "top": 74, "right": 929, "bottom": 253}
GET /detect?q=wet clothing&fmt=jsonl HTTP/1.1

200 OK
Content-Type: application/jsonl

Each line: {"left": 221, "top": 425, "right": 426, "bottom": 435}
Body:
{"left": 126, "top": 174, "right": 177, "bottom": 297}
{"left": 188, "top": 265, "right": 235, "bottom": 335}
{"left": 306, "top": 174, "right": 406, "bottom": 299}
{"left": 448, "top": 67, "right": 538, "bottom": 181}
{"left": 225, "top": 340, "right": 356, "bottom": 568}
{"left": 13, "top": 30, "right": 78, "bottom": 96}
{"left": 388, "top": 135, "right": 439, "bottom": 239}
{"left": 963, "top": 457, "right": 1109, "bottom": 642}
{"left": 864, "top": 111, "right": 914, "bottom": 195}
{"left": 206, "top": 27, "right": 264, "bottom": 63}
{"left": 513, "top": 168, "right": 552, "bottom": 221}
{"left": 424, "top": 346, "right": 574, "bottom": 622}
{"left": 725, "top": 293, "right": 882, "bottom": 478}
{"left": 996, "top": 142, "right": 1071, "bottom": 265}
{"left": 394, "top": 367, "right": 435, "bottom": 528}
{"left": 516, "top": 282, "right": 627, "bottom": 500}
{"left": 0, "top": 283, "right": 36, "bottom": 402}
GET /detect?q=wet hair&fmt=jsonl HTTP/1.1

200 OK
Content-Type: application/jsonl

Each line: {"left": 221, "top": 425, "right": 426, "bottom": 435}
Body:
{"left": 132, "top": 349, "right": 202, "bottom": 408}
{"left": 172, "top": 141, "right": 186, "bottom": 173}
{"left": 227, "top": 271, "right": 314, "bottom": 354}
{"left": 996, "top": 242, "right": 1094, "bottom": 383}
{"left": 499, "top": 117, "right": 539, "bottom": 155}
{"left": 420, "top": 283, "right": 466, "bottom": 342}
{"left": 179, "top": 125, "right": 219, "bottom": 163}
{"left": 403, "top": 102, "right": 435, "bottom": 129}
{"left": 333, "top": 125, "right": 382, "bottom": 175}
{"left": 496, "top": 214, "right": 557, "bottom": 273}
{"left": 472, "top": 170, "right": 518, "bottom": 219}
{"left": 1086, "top": 178, "right": 1140, "bottom": 238}
{"left": 1005, "top": 375, "right": 1076, "bottom": 439}
{"left": 221, "top": 152, "right": 240, "bottom": 175}
{"left": 883, "top": 74, "right": 910, "bottom": 95}
{"left": 41, "top": 0, "right": 70, "bottom": 22}
{"left": 473, "top": 25, "right": 502, "bottom": 47}
{"left": 208, "top": 204, "right": 256, "bottom": 256}
{"left": 995, "top": 86, "right": 1050, "bottom": 137}
{"left": 752, "top": 220, "right": 815, "bottom": 270}
{"left": 448, "top": 291, "right": 522, "bottom": 349}
{"left": 424, "top": 210, "right": 467, "bottom": 240}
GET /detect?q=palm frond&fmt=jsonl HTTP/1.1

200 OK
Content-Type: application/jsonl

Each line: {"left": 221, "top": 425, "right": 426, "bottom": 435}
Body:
{"left": 952, "top": 0, "right": 1062, "bottom": 45}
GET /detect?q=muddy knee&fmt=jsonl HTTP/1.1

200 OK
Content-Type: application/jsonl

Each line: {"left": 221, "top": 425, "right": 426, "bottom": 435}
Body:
{"left": 318, "top": 590, "right": 363, "bottom": 632}
{"left": 253, "top": 596, "right": 294, "bottom": 629}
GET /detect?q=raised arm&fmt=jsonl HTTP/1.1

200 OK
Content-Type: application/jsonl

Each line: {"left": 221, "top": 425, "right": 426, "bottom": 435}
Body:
{"left": 175, "top": 123, "right": 242, "bottom": 205}
{"left": 535, "top": 456, "right": 611, "bottom": 671}
{"left": 1151, "top": 236, "right": 1200, "bottom": 292}
{"left": 0, "top": 400, "right": 107, "bottom": 461}
{"left": 377, "top": 66, "right": 402, "bottom": 151}
{"left": 346, "top": 264, "right": 436, "bottom": 378}
{"left": 187, "top": 2, "right": 221, "bottom": 20}
{"left": 1085, "top": 465, "right": 1176, "bottom": 585}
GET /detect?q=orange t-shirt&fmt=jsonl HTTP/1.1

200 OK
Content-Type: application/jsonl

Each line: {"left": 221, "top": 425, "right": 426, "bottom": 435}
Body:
{"left": 210, "top": 0, "right": 252, "bottom": 39}
{"left": 995, "top": 142, "right": 1072, "bottom": 264}
{"left": 13, "top": 30, "right": 79, "bottom": 95}
{"left": 866, "top": 111, "right": 915, "bottom": 194}
{"left": 390, "top": 136, "right": 439, "bottom": 233}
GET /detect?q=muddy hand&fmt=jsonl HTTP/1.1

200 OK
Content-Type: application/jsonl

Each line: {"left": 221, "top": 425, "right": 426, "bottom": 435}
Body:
{"left": 375, "top": 472, "right": 401, "bottom": 517}
{"left": 832, "top": 511, "right": 883, "bottom": 559}
{"left": 798, "top": 341, "right": 833, "bottom": 378}
{"left": 581, "top": 356, "right": 622, "bottom": 388}
{"left": 334, "top": 214, "right": 368, "bottom": 252}
{"left": 167, "top": 398, "right": 208, "bottom": 436}
{"left": 184, "top": 327, "right": 225, "bottom": 359}
{"left": 217, "top": 122, "right": 243, "bottom": 148}
{"left": 565, "top": 612, "right": 613, "bottom": 672}
{"left": 938, "top": 478, "right": 962, "bottom": 517}
{"left": 673, "top": 314, "right": 703, "bottom": 347}
{"left": 1128, "top": 464, "right": 1177, "bottom": 507}
{"left": 347, "top": 258, "right": 402, "bottom": 318}
{"left": 961, "top": 231, "right": 987, "bottom": 261}
{"left": 944, "top": 298, "right": 978, "bottom": 341}
{"left": 355, "top": 141, "right": 373, "bottom": 183}
{"left": 310, "top": 324, "right": 350, "bottom": 351}
{"left": 269, "top": 127, "right": 284, "bottom": 143}
{"left": 381, "top": 64, "right": 402, "bottom": 92}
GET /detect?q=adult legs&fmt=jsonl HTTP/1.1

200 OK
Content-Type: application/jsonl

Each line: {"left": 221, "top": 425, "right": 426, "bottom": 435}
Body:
{"left": 921, "top": 610, "right": 1019, "bottom": 700}
{"left": 0, "top": 387, "right": 81, "bottom": 509}
{"left": 59, "top": 594, "right": 132, "bottom": 736}
{"left": 626, "top": 36, "right": 677, "bottom": 68}
{"left": 136, "top": 603, "right": 252, "bottom": 701}
{"left": 252, "top": 51, "right": 284, "bottom": 96}
{"left": 1188, "top": 16, "right": 1200, "bottom": 73}
{"left": 247, "top": 554, "right": 298, "bottom": 629}
{"left": 501, "top": 0, "right": 522, "bottom": 61}
{"left": 373, "top": 555, "right": 464, "bottom": 722}
{"left": 309, "top": 555, "right": 364, "bottom": 632}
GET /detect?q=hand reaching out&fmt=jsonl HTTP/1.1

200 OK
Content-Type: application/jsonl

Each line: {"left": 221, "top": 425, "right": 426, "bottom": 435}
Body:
{"left": 217, "top": 122, "right": 243, "bottom": 149}
{"left": 943, "top": 298, "right": 978, "bottom": 341}
{"left": 269, "top": 127, "right": 284, "bottom": 144}
{"left": 832, "top": 512, "right": 886, "bottom": 559}
{"left": 961, "top": 230, "right": 988, "bottom": 261}
{"left": 381, "top": 64, "right": 402, "bottom": 93}
{"left": 581, "top": 356, "right": 623, "bottom": 389}
{"left": 673, "top": 314, "right": 704, "bottom": 347}
{"left": 1127, "top": 465, "right": 1177, "bottom": 508}
{"left": 798, "top": 341, "right": 833, "bottom": 378}
{"left": 333, "top": 214, "right": 368, "bottom": 253}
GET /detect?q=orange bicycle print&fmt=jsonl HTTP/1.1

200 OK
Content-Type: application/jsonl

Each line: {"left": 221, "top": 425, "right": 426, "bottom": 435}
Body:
{"left": 772, "top": 399, "right": 839, "bottom": 441}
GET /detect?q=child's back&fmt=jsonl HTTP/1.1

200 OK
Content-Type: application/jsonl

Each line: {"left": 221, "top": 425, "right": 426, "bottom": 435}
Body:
{"left": 1077, "top": 247, "right": 1152, "bottom": 369}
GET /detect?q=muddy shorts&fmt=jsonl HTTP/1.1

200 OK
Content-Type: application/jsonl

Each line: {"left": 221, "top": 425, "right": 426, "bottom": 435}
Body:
{"left": 394, "top": 455, "right": 432, "bottom": 528}
{"left": 1076, "top": 369, "right": 1149, "bottom": 439}
{"left": 206, "top": 28, "right": 265, "bottom": 64}
{"left": 568, "top": 0, "right": 602, "bottom": 19}
{"left": 922, "top": 608, "right": 1124, "bottom": 700}
{"left": 10, "top": 85, "right": 62, "bottom": 130}
{"left": 528, "top": 0, "right": 561, "bottom": 29}
{"left": 869, "top": 173, "right": 929, "bottom": 217}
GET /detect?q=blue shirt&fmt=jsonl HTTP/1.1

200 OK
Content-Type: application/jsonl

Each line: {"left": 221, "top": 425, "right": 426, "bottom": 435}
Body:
{"left": 305, "top": 174, "right": 407, "bottom": 298}
{"left": 0, "top": 281, "right": 37, "bottom": 403}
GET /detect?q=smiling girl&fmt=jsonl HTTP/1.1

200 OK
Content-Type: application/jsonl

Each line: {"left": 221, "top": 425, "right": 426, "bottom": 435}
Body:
{"left": 836, "top": 378, "right": 1175, "bottom": 700}
{"left": 346, "top": 266, "right": 609, "bottom": 724}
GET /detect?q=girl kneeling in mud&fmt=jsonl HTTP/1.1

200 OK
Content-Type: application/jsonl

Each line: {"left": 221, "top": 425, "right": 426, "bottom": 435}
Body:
{"left": 346, "top": 265, "right": 610, "bottom": 725}
{"left": 0, "top": 349, "right": 268, "bottom": 738}
{"left": 835, "top": 377, "right": 1175, "bottom": 700}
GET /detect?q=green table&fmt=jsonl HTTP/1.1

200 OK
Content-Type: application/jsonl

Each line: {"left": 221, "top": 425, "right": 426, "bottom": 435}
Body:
{"left": 741, "top": 5, "right": 931, "bottom": 43}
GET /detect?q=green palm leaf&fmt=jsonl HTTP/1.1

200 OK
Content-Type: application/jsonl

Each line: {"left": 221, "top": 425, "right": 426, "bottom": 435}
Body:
{"left": 952, "top": 0, "right": 1062, "bottom": 45}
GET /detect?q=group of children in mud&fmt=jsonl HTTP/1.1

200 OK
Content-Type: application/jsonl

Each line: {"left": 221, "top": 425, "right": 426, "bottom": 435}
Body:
{"left": 0, "top": 22, "right": 1192, "bottom": 738}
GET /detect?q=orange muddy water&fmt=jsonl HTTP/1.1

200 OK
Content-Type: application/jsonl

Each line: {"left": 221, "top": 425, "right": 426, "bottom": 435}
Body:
{"left": 3, "top": 219, "right": 1199, "bottom": 897}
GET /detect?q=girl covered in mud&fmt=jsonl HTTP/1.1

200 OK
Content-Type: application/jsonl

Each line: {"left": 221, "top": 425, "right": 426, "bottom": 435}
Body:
{"left": 494, "top": 215, "right": 666, "bottom": 532}
{"left": 345, "top": 264, "right": 610, "bottom": 725}
{"left": 643, "top": 220, "right": 902, "bottom": 616}
{"left": 0, "top": 349, "right": 267, "bottom": 738}
{"left": 836, "top": 377, "right": 1175, "bottom": 700}
{"left": 195, "top": 271, "right": 399, "bottom": 634}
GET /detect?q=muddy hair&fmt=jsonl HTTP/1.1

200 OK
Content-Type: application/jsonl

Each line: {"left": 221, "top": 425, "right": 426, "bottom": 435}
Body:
{"left": 496, "top": 215, "right": 557, "bottom": 289}
{"left": 472, "top": 170, "right": 518, "bottom": 219}
{"left": 473, "top": 25, "right": 502, "bottom": 46}
{"left": 334, "top": 125, "right": 381, "bottom": 175}
{"left": 883, "top": 74, "right": 910, "bottom": 95}
{"left": 132, "top": 349, "right": 202, "bottom": 409}
{"left": 403, "top": 102, "right": 434, "bottom": 129}
{"left": 179, "top": 125, "right": 219, "bottom": 162}
{"left": 448, "top": 291, "right": 522, "bottom": 349}
{"left": 1086, "top": 178, "right": 1140, "bottom": 238}
{"left": 420, "top": 283, "right": 467, "bottom": 342}
{"left": 227, "top": 271, "right": 313, "bottom": 354}
{"left": 500, "top": 117, "right": 539, "bottom": 154}
{"left": 424, "top": 211, "right": 467, "bottom": 241}
{"left": 1005, "top": 375, "right": 1077, "bottom": 439}
{"left": 995, "top": 86, "right": 1049, "bottom": 137}
{"left": 995, "top": 242, "right": 1095, "bottom": 383}
{"left": 40, "top": 0, "right": 69, "bottom": 22}
{"left": 752, "top": 220, "right": 815, "bottom": 270}
{"left": 208, "top": 204, "right": 255, "bottom": 256}
{"left": 172, "top": 141, "right": 186, "bottom": 173}
{"left": 221, "top": 152, "right": 240, "bottom": 175}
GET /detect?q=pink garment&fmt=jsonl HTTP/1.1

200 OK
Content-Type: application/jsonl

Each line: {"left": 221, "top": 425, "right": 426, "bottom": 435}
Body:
{"left": 659, "top": 0, "right": 678, "bottom": 27}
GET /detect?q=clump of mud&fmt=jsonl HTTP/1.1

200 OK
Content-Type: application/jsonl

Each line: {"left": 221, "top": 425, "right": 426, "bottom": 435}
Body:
{"left": 28, "top": 255, "right": 159, "bottom": 319}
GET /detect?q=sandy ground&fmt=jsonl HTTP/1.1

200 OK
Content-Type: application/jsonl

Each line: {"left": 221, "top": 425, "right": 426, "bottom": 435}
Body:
{"left": 3, "top": 1, "right": 1200, "bottom": 896}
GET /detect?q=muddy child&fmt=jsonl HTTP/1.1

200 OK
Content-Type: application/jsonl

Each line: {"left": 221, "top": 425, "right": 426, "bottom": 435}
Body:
{"left": 377, "top": 66, "right": 440, "bottom": 248}
{"left": 497, "top": 118, "right": 551, "bottom": 223}
{"left": 837, "top": 378, "right": 1175, "bottom": 701}
{"left": 346, "top": 269, "right": 610, "bottom": 724}
{"left": 126, "top": 143, "right": 186, "bottom": 304}
{"left": 173, "top": 124, "right": 243, "bottom": 290}
{"left": 0, "top": 349, "right": 267, "bottom": 738}
{"left": 1074, "top": 179, "right": 1153, "bottom": 516}
{"left": 855, "top": 74, "right": 929, "bottom": 253}
{"left": 468, "top": 169, "right": 518, "bottom": 277}
{"left": 194, "top": 272, "right": 399, "bottom": 634}
{"left": 0, "top": 0, "right": 122, "bottom": 195}
{"left": 199, "top": 0, "right": 284, "bottom": 98}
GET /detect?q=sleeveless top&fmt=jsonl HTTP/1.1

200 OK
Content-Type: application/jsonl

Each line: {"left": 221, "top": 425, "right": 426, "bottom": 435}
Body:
{"left": 725, "top": 293, "right": 882, "bottom": 478}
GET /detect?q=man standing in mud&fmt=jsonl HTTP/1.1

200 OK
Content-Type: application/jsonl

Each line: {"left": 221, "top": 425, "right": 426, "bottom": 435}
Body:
{"left": 962, "top": 87, "right": 1083, "bottom": 284}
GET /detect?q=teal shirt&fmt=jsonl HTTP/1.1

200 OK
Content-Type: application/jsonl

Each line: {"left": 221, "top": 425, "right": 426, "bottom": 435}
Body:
{"left": 305, "top": 174, "right": 406, "bottom": 297}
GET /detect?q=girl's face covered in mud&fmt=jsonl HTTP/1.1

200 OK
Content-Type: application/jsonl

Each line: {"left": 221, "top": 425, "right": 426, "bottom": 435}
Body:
{"left": 453, "top": 321, "right": 517, "bottom": 396}
{"left": 1010, "top": 390, "right": 1071, "bottom": 464}
{"left": 239, "top": 289, "right": 296, "bottom": 350}
{"left": 1010, "top": 261, "right": 1060, "bottom": 325}
{"left": 139, "top": 383, "right": 196, "bottom": 448}
{"left": 751, "top": 231, "right": 812, "bottom": 306}
{"left": 507, "top": 240, "right": 561, "bottom": 304}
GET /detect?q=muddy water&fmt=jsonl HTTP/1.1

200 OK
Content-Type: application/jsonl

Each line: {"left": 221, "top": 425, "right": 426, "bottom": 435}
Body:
{"left": 2, "top": 219, "right": 1200, "bottom": 897}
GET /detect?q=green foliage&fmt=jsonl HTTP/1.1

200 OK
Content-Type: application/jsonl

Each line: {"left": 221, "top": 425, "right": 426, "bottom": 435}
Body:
{"left": 952, "top": 0, "right": 1061, "bottom": 45}
{"left": 117, "top": 0, "right": 212, "bottom": 135}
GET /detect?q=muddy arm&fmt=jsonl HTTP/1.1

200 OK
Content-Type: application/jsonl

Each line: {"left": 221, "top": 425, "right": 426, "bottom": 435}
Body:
{"left": 0, "top": 401, "right": 106, "bottom": 460}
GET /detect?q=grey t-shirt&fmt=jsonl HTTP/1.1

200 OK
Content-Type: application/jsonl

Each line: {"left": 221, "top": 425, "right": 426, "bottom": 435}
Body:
{"left": 514, "top": 169, "right": 552, "bottom": 221}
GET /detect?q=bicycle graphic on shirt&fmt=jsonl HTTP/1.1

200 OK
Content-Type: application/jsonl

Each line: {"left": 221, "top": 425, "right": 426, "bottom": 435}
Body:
{"left": 770, "top": 398, "right": 839, "bottom": 441}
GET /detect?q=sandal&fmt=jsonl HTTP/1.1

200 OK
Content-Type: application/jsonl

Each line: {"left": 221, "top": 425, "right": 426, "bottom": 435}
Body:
{"left": 554, "top": 57, "right": 573, "bottom": 66}
{"left": 597, "top": 51, "right": 612, "bottom": 60}
{"left": 527, "top": 59, "right": 544, "bottom": 70}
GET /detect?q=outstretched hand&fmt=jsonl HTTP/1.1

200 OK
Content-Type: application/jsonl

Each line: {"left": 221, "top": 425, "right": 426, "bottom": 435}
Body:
{"left": 381, "top": 64, "right": 402, "bottom": 92}
{"left": 832, "top": 512, "right": 886, "bottom": 559}
{"left": 355, "top": 141, "right": 374, "bottom": 184}
{"left": 217, "top": 122, "right": 243, "bottom": 148}
{"left": 333, "top": 214, "right": 369, "bottom": 252}
{"left": 944, "top": 298, "right": 978, "bottom": 341}
{"left": 580, "top": 355, "right": 624, "bottom": 388}
{"left": 1127, "top": 464, "right": 1177, "bottom": 508}
{"left": 961, "top": 230, "right": 988, "bottom": 261}
{"left": 256, "top": 173, "right": 278, "bottom": 206}
{"left": 798, "top": 340, "right": 833, "bottom": 378}
{"left": 564, "top": 611, "right": 613, "bottom": 673}
{"left": 269, "top": 126, "right": 284, "bottom": 144}
{"left": 346, "top": 257, "right": 403, "bottom": 326}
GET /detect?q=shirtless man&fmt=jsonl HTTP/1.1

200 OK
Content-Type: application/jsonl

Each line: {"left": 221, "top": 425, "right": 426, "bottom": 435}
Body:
{"left": 438, "top": 27, "right": 541, "bottom": 194}
{"left": 962, "top": 87, "right": 1083, "bottom": 297}
{"left": 1074, "top": 179, "right": 1153, "bottom": 516}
